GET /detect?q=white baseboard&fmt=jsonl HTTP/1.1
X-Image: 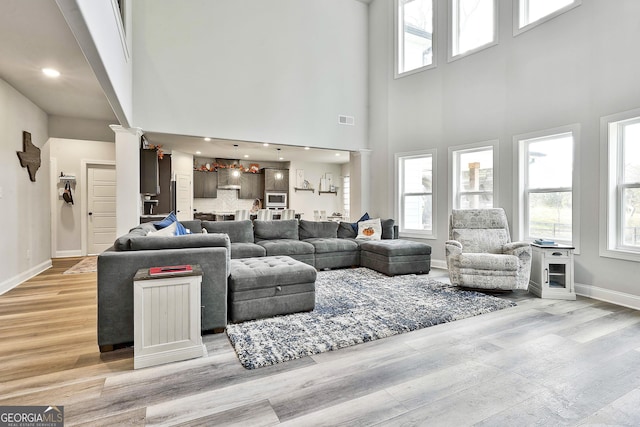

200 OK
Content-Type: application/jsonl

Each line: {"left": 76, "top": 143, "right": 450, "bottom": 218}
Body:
{"left": 430, "top": 259, "right": 447, "bottom": 270}
{"left": 55, "top": 250, "right": 83, "bottom": 258}
{"left": 0, "top": 260, "right": 53, "bottom": 296}
{"left": 575, "top": 282, "right": 640, "bottom": 311}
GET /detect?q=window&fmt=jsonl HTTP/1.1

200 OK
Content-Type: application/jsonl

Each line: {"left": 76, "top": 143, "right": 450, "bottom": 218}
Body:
{"left": 601, "top": 109, "right": 640, "bottom": 262}
{"left": 396, "top": 0, "right": 436, "bottom": 77}
{"left": 516, "top": 126, "right": 579, "bottom": 245}
{"left": 342, "top": 175, "right": 350, "bottom": 220}
{"left": 449, "top": 0, "right": 497, "bottom": 61}
{"left": 396, "top": 150, "right": 436, "bottom": 238}
{"left": 450, "top": 142, "right": 497, "bottom": 210}
{"left": 515, "top": 0, "right": 581, "bottom": 35}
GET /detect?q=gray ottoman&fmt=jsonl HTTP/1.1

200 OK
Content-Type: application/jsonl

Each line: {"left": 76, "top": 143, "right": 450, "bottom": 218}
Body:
{"left": 360, "top": 240, "right": 431, "bottom": 276}
{"left": 228, "top": 256, "right": 317, "bottom": 322}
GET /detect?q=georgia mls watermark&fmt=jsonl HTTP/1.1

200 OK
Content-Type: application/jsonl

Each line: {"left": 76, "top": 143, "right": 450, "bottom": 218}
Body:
{"left": 0, "top": 406, "right": 64, "bottom": 427}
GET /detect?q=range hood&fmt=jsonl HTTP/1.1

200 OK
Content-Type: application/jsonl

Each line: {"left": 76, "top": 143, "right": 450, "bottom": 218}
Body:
{"left": 216, "top": 159, "right": 242, "bottom": 189}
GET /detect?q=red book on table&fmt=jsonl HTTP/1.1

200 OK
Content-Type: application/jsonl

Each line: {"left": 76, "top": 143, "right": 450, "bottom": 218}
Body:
{"left": 149, "top": 265, "right": 193, "bottom": 275}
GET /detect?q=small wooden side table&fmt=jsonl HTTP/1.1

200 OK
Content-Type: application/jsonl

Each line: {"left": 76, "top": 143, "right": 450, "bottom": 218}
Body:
{"left": 529, "top": 243, "right": 576, "bottom": 300}
{"left": 133, "top": 265, "right": 207, "bottom": 369}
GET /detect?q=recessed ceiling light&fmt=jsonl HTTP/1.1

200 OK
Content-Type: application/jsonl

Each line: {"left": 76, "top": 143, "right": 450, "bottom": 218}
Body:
{"left": 335, "top": 153, "right": 341, "bottom": 156}
{"left": 42, "top": 68, "right": 60, "bottom": 78}
{"left": 304, "top": 147, "right": 310, "bottom": 150}
{"left": 204, "top": 137, "right": 211, "bottom": 142}
{"left": 196, "top": 151, "right": 201, "bottom": 155}
{"left": 279, "top": 157, "right": 284, "bottom": 160}
{"left": 263, "top": 143, "right": 269, "bottom": 147}
{"left": 244, "top": 154, "right": 249, "bottom": 158}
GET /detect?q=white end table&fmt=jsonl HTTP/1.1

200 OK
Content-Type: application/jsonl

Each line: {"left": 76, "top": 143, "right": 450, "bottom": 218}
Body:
{"left": 529, "top": 243, "right": 576, "bottom": 300}
{"left": 133, "top": 265, "right": 207, "bottom": 369}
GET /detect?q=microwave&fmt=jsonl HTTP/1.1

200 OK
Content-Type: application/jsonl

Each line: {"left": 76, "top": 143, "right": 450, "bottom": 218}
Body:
{"left": 265, "top": 192, "right": 287, "bottom": 208}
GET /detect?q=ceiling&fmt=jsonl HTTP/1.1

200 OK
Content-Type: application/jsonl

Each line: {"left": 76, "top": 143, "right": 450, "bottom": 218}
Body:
{"left": 0, "top": 0, "right": 352, "bottom": 164}
{"left": 0, "top": 0, "right": 117, "bottom": 122}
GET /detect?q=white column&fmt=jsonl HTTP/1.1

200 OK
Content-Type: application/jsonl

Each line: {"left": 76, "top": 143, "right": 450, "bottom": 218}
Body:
{"left": 110, "top": 125, "right": 142, "bottom": 236}
{"left": 349, "top": 149, "right": 372, "bottom": 220}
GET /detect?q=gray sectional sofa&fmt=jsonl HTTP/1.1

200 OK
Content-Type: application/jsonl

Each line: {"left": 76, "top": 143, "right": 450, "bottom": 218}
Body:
{"left": 97, "top": 218, "right": 431, "bottom": 351}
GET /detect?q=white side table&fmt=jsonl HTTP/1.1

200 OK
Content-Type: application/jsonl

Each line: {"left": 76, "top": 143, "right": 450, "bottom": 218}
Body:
{"left": 133, "top": 265, "right": 207, "bottom": 369}
{"left": 529, "top": 243, "right": 576, "bottom": 300}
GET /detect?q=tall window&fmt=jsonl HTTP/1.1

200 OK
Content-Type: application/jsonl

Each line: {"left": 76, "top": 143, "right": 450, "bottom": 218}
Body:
{"left": 450, "top": 143, "right": 496, "bottom": 210}
{"left": 515, "top": 0, "right": 581, "bottom": 34}
{"left": 396, "top": 0, "right": 436, "bottom": 76}
{"left": 518, "top": 129, "right": 575, "bottom": 243}
{"left": 602, "top": 110, "right": 640, "bottom": 261}
{"left": 450, "top": 0, "right": 497, "bottom": 60}
{"left": 396, "top": 150, "right": 436, "bottom": 238}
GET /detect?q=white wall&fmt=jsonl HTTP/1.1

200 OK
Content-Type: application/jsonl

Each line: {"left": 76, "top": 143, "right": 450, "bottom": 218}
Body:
{"left": 369, "top": 0, "right": 640, "bottom": 300}
{"left": 132, "top": 0, "right": 368, "bottom": 152}
{"left": 50, "top": 138, "right": 116, "bottom": 257}
{"left": 288, "top": 161, "right": 346, "bottom": 220}
{"left": 0, "top": 78, "right": 51, "bottom": 295}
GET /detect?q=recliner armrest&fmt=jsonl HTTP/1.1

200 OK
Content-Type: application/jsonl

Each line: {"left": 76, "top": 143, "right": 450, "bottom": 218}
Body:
{"left": 502, "top": 241, "right": 531, "bottom": 255}
{"left": 445, "top": 240, "right": 463, "bottom": 257}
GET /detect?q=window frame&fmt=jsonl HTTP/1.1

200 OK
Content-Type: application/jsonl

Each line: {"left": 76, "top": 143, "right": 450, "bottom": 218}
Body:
{"left": 448, "top": 0, "right": 499, "bottom": 62}
{"left": 448, "top": 140, "right": 499, "bottom": 212}
{"left": 513, "top": 0, "right": 582, "bottom": 36}
{"left": 514, "top": 124, "right": 581, "bottom": 251}
{"left": 395, "top": 0, "right": 437, "bottom": 78}
{"left": 395, "top": 149, "right": 438, "bottom": 239}
{"left": 600, "top": 108, "right": 640, "bottom": 262}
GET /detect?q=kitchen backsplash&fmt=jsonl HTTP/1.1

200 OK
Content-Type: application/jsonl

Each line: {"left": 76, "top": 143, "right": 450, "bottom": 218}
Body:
{"left": 193, "top": 189, "right": 255, "bottom": 213}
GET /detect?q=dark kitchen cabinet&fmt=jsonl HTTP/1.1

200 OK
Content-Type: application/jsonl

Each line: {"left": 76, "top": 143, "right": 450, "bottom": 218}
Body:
{"left": 140, "top": 149, "right": 159, "bottom": 195}
{"left": 239, "top": 172, "right": 264, "bottom": 199}
{"left": 217, "top": 168, "right": 241, "bottom": 189}
{"left": 264, "top": 168, "right": 289, "bottom": 192}
{"left": 193, "top": 170, "right": 217, "bottom": 198}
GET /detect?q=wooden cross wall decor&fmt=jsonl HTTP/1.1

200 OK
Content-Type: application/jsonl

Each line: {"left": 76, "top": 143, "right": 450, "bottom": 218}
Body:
{"left": 16, "top": 131, "right": 41, "bottom": 182}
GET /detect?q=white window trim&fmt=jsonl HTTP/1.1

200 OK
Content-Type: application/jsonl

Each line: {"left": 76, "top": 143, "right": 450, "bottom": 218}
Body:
{"left": 600, "top": 107, "right": 640, "bottom": 263}
{"left": 448, "top": 140, "right": 499, "bottom": 213}
{"left": 395, "top": 149, "right": 438, "bottom": 240}
{"left": 448, "top": 0, "right": 499, "bottom": 63}
{"left": 513, "top": 0, "right": 582, "bottom": 37}
{"left": 395, "top": 0, "right": 438, "bottom": 78}
{"left": 513, "top": 124, "right": 581, "bottom": 253}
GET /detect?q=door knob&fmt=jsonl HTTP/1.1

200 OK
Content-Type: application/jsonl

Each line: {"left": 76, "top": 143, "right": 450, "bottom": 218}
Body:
{"left": 88, "top": 212, "right": 93, "bottom": 216}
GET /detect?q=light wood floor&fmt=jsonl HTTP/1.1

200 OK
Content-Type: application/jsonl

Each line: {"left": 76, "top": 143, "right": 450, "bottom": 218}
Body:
{"left": 2, "top": 258, "right": 640, "bottom": 426}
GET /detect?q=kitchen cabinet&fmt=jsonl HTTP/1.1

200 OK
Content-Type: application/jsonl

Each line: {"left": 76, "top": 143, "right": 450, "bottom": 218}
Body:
{"left": 264, "top": 168, "right": 289, "bottom": 192}
{"left": 140, "top": 149, "right": 159, "bottom": 195}
{"left": 239, "top": 172, "right": 264, "bottom": 199}
{"left": 193, "top": 170, "right": 217, "bottom": 198}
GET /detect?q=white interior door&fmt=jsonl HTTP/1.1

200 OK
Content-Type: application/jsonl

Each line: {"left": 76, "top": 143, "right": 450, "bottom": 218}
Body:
{"left": 175, "top": 173, "right": 193, "bottom": 221}
{"left": 88, "top": 165, "right": 117, "bottom": 255}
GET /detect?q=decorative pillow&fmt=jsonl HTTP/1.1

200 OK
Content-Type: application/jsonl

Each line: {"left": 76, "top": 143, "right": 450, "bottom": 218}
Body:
{"left": 154, "top": 212, "right": 177, "bottom": 229}
{"left": 351, "top": 212, "right": 370, "bottom": 233}
{"left": 147, "top": 221, "right": 178, "bottom": 237}
{"left": 356, "top": 218, "right": 382, "bottom": 240}
{"left": 175, "top": 221, "right": 189, "bottom": 235}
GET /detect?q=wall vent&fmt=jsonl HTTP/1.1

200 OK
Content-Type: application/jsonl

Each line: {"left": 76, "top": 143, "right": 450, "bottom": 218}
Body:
{"left": 338, "top": 115, "right": 355, "bottom": 126}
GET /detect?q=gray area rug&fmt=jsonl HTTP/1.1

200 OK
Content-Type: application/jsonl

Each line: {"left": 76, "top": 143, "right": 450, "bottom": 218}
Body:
{"left": 226, "top": 268, "right": 516, "bottom": 369}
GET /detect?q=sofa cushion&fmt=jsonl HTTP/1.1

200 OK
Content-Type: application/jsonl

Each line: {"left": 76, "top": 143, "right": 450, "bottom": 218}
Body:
{"left": 202, "top": 220, "right": 254, "bottom": 243}
{"left": 303, "top": 238, "right": 359, "bottom": 254}
{"left": 381, "top": 218, "right": 395, "bottom": 239}
{"left": 180, "top": 220, "right": 202, "bottom": 234}
{"left": 337, "top": 221, "right": 357, "bottom": 239}
{"left": 360, "top": 239, "right": 432, "bottom": 257}
{"left": 113, "top": 223, "right": 156, "bottom": 251}
{"left": 298, "top": 220, "right": 338, "bottom": 240}
{"left": 128, "top": 233, "right": 230, "bottom": 251}
{"left": 351, "top": 212, "right": 370, "bottom": 232}
{"left": 147, "top": 221, "right": 179, "bottom": 237}
{"left": 253, "top": 219, "right": 299, "bottom": 241}
{"left": 231, "top": 242, "right": 266, "bottom": 259}
{"left": 256, "top": 239, "right": 314, "bottom": 256}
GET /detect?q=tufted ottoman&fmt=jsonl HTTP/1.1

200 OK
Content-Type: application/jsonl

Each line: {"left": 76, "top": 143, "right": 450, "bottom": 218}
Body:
{"left": 360, "top": 240, "right": 431, "bottom": 276}
{"left": 228, "top": 256, "right": 317, "bottom": 322}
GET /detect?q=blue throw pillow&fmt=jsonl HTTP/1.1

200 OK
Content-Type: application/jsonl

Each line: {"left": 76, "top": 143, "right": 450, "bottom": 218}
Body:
{"left": 175, "top": 221, "right": 189, "bottom": 236}
{"left": 154, "top": 212, "right": 177, "bottom": 229}
{"left": 351, "top": 212, "right": 370, "bottom": 233}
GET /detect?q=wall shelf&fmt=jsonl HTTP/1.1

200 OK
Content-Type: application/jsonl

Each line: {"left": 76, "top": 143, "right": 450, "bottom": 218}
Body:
{"left": 318, "top": 191, "right": 337, "bottom": 196}
{"left": 294, "top": 187, "right": 314, "bottom": 193}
